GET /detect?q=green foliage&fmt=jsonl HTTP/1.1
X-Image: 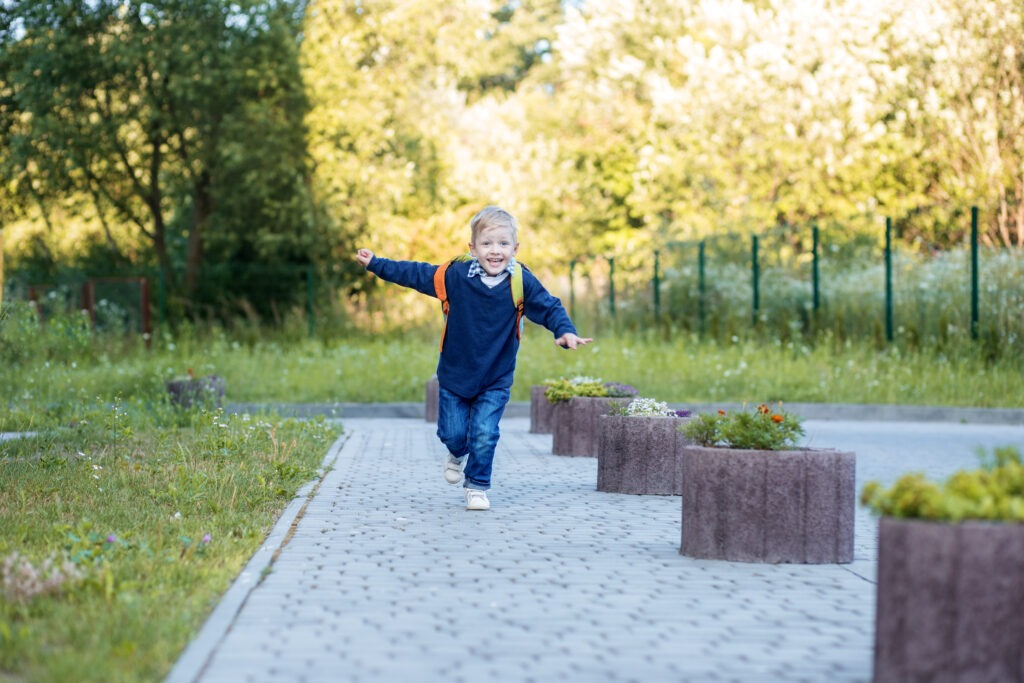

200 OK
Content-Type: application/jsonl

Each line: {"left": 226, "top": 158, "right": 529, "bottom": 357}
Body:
{"left": 0, "top": 397, "right": 339, "bottom": 681}
{"left": 3, "top": 308, "right": 1024, "bottom": 435}
{"left": 6, "top": 0, "right": 1024, "bottom": 329}
{"left": 681, "top": 404, "right": 805, "bottom": 450}
{"left": 0, "top": 302, "right": 93, "bottom": 366}
{"left": 860, "top": 446, "right": 1024, "bottom": 522}
{"left": 1, "top": 0, "right": 317, "bottom": 318}
{"left": 542, "top": 376, "right": 608, "bottom": 404}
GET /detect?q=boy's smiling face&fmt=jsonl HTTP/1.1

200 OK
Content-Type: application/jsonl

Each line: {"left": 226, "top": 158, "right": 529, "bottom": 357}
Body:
{"left": 469, "top": 225, "right": 519, "bottom": 276}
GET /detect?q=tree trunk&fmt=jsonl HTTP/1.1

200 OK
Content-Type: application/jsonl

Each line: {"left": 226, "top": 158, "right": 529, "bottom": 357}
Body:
{"left": 152, "top": 211, "right": 173, "bottom": 302}
{"left": 184, "top": 171, "right": 213, "bottom": 300}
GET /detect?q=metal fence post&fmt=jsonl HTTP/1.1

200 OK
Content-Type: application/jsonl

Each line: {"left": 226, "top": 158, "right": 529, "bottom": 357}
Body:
{"left": 971, "top": 206, "right": 979, "bottom": 340}
{"left": 653, "top": 249, "right": 660, "bottom": 320}
{"left": 698, "top": 241, "right": 706, "bottom": 336}
{"left": 607, "top": 256, "right": 616, "bottom": 318}
{"left": 812, "top": 224, "right": 820, "bottom": 315}
{"left": 569, "top": 258, "right": 576, "bottom": 320}
{"left": 306, "top": 266, "right": 315, "bottom": 338}
{"left": 751, "top": 234, "right": 760, "bottom": 328}
{"left": 885, "top": 217, "right": 894, "bottom": 342}
{"left": 0, "top": 228, "right": 4, "bottom": 309}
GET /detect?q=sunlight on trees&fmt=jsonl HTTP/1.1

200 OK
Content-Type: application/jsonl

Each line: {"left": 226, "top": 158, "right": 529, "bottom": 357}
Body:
{"left": 2, "top": 0, "right": 1022, "bottom": 320}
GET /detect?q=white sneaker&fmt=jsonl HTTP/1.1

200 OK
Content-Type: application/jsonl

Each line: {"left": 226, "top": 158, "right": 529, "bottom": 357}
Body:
{"left": 444, "top": 455, "right": 464, "bottom": 484}
{"left": 464, "top": 488, "right": 490, "bottom": 511}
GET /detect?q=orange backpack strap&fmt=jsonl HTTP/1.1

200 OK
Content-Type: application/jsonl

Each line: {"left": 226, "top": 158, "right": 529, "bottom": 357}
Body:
{"left": 511, "top": 261, "right": 525, "bottom": 340}
{"left": 434, "top": 256, "right": 525, "bottom": 351}
{"left": 433, "top": 260, "right": 452, "bottom": 352}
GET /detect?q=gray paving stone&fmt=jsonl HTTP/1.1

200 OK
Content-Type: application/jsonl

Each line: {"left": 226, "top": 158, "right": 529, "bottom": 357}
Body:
{"left": 166, "top": 416, "right": 1024, "bottom": 683}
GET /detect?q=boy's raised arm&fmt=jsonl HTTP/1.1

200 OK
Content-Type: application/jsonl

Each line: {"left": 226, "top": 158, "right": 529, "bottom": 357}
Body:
{"left": 355, "top": 249, "right": 439, "bottom": 297}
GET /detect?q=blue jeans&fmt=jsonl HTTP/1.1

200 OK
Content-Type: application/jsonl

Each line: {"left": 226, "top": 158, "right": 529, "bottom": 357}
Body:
{"left": 436, "top": 385, "right": 511, "bottom": 491}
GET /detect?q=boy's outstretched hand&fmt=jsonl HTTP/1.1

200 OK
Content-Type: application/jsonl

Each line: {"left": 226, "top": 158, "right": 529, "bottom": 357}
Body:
{"left": 355, "top": 249, "right": 374, "bottom": 267}
{"left": 555, "top": 333, "right": 593, "bottom": 350}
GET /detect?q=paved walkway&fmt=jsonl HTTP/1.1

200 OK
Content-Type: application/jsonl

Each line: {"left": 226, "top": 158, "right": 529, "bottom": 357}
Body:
{"left": 166, "top": 417, "right": 1024, "bottom": 683}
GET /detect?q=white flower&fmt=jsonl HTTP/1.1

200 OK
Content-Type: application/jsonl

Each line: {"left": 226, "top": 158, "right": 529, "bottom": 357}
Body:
{"left": 624, "top": 398, "right": 673, "bottom": 417}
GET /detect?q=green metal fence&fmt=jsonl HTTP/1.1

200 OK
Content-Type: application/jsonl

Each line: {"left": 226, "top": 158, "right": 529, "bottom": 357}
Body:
{"left": 565, "top": 207, "right": 1022, "bottom": 350}
{"left": 4, "top": 206, "right": 1022, "bottom": 353}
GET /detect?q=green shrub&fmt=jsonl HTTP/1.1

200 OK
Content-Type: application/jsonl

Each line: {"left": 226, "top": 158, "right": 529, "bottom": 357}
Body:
{"left": 860, "top": 446, "right": 1024, "bottom": 522}
{"left": 541, "top": 376, "right": 639, "bottom": 404}
{"left": 681, "top": 403, "right": 804, "bottom": 450}
{"left": 542, "top": 376, "right": 608, "bottom": 403}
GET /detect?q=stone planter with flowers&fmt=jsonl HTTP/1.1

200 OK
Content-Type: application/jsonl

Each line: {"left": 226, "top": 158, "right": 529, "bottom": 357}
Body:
{"left": 861, "top": 445, "right": 1024, "bottom": 683}
{"left": 597, "top": 398, "right": 694, "bottom": 495}
{"left": 166, "top": 369, "right": 226, "bottom": 409}
{"left": 546, "top": 377, "right": 636, "bottom": 457}
{"left": 678, "top": 404, "right": 855, "bottom": 564}
{"left": 529, "top": 385, "right": 556, "bottom": 434}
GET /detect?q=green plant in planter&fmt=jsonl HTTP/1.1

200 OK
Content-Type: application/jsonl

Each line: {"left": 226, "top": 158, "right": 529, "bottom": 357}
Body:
{"left": 680, "top": 403, "right": 804, "bottom": 450}
{"left": 860, "top": 445, "right": 1024, "bottom": 521}
{"left": 609, "top": 397, "right": 691, "bottom": 418}
{"left": 166, "top": 368, "right": 225, "bottom": 409}
{"left": 543, "top": 377, "right": 639, "bottom": 404}
{"left": 602, "top": 382, "right": 640, "bottom": 398}
{"left": 543, "top": 376, "right": 605, "bottom": 403}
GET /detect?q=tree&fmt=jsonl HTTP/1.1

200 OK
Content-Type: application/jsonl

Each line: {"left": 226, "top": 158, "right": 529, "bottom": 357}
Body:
{"left": 901, "top": 0, "right": 1024, "bottom": 246}
{"left": 0, "top": 0, "right": 316, "bottom": 314}
{"left": 300, "top": 0, "right": 563, "bottom": 267}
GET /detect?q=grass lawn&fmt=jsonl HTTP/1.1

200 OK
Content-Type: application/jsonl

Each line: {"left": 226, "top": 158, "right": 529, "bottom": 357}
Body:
{"left": 0, "top": 398, "right": 339, "bottom": 682}
{"left": 2, "top": 307, "right": 1021, "bottom": 681}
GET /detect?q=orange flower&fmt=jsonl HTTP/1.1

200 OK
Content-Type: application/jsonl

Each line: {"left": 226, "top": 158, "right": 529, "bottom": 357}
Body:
{"left": 771, "top": 414, "right": 784, "bottom": 423}
{"left": 717, "top": 409, "right": 726, "bottom": 415}
{"left": 757, "top": 403, "right": 770, "bottom": 415}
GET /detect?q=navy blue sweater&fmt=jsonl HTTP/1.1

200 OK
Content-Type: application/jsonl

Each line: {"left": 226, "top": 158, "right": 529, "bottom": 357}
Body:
{"left": 367, "top": 257, "right": 577, "bottom": 398}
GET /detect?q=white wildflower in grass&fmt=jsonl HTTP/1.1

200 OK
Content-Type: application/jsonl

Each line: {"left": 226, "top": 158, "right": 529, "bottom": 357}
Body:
{"left": 1, "top": 552, "right": 85, "bottom": 604}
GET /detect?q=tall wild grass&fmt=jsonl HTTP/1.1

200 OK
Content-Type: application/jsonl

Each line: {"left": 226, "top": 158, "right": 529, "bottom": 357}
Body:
{"left": 2, "top": 299, "right": 1021, "bottom": 435}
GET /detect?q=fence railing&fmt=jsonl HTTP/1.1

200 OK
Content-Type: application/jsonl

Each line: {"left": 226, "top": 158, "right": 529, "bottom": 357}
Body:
{"left": 564, "top": 207, "right": 1021, "bottom": 350}
{"left": 3, "top": 207, "right": 1022, "bottom": 353}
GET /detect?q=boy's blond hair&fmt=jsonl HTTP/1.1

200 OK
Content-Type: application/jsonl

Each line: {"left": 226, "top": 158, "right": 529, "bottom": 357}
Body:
{"left": 470, "top": 206, "right": 519, "bottom": 244}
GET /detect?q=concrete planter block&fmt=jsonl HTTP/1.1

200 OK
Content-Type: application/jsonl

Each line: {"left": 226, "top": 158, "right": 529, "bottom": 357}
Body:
{"left": 425, "top": 376, "right": 439, "bottom": 422}
{"left": 680, "top": 445, "right": 855, "bottom": 564}
{"left": 529, "top": 385, "right": 556, "bottom": 434}
{"left": 551, "top": 397, "right": 630, "bottom": 457}
{"left": 166, "top": 375, "right": 225, "bottom": 409}
{"left": 873, "top": 517, "right": 1024, "bottom": 683}
{"left": 597, "top": 415, "right": 694, "bottom": 495}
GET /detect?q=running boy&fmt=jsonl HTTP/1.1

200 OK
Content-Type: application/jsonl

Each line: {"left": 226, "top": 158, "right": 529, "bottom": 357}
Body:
{"left": 355, "top": 206, "right": 592, "bottom": 511}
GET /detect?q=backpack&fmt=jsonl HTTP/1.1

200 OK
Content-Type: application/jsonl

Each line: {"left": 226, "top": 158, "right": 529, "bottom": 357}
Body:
{"left": 433, "top": 254, "right": 525, "bottom": 351}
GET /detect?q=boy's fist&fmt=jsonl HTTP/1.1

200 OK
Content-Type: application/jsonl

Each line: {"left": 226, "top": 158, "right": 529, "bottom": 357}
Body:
{"left": 355, "top": 249, "right": 374, "bottom": 267}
